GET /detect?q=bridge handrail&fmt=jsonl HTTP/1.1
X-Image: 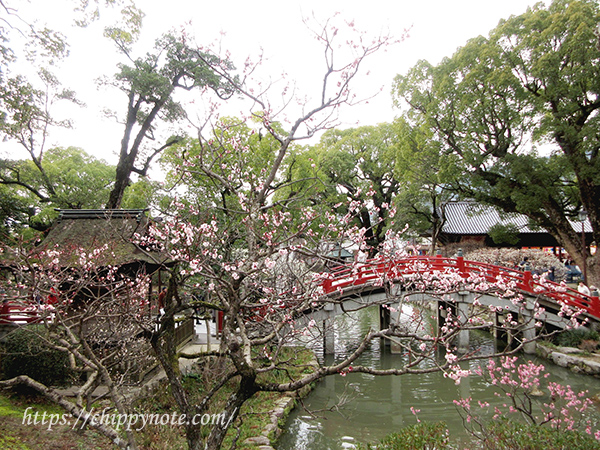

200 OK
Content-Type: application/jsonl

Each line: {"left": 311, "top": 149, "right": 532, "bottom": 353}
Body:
{"left": 321, "top": 255, "right": 600, "bottom": 320}
{"left": 0, "top": 300, "right": 43, "bottom": 324}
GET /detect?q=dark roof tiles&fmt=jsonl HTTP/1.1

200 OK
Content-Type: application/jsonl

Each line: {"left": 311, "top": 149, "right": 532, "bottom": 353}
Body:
{"left": 441, "top": 202, "right": 592, "bottom": 235}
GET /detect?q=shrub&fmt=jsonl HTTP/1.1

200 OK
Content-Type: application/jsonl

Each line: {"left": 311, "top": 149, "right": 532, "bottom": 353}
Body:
{"left": 483, "top": 419, "right": 600, "bottom": 450}
{"left": 556, "top": 328, "right": 600, "bottom": 348}
{"left": 359, "top": 420, "right": 600, "bottom": 450}
{"left": 488, "top": 224, "right": 520, "bottom": 246}
{"left": 0, "top": 325, "right": 73, "bottom": 386}
{"left": 357, "top": 422, "right": 450, "bottom": 450}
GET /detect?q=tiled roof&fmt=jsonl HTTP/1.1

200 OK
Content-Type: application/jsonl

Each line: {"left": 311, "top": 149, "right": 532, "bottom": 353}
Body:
{"left": 441, "top": 202, "right": 592, "bottom": 235}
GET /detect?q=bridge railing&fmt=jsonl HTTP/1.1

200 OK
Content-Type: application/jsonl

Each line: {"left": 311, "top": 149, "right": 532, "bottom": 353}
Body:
{"left": 321, "top": 255, "right": 600, "bottom": 320}
{"left": 0, "top": 300, "right": 43, "bottom": 324}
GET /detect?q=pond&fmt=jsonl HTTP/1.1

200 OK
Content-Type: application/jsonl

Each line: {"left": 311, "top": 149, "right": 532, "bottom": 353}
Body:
{"left": 277, "top": 306, "right": 600, "bottom": 449}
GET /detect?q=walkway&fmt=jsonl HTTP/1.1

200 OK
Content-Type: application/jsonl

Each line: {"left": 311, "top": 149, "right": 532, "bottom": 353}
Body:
{"left": 309, "top": 255, "right": 600, "bottom": 355}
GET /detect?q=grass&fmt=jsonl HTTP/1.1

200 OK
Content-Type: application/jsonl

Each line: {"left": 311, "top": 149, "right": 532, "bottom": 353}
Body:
{"left": 0, "top": 390, "right": 111, "bottom": 450}
{"left": 0, "top": 393, "right": 24, "bottom": 418}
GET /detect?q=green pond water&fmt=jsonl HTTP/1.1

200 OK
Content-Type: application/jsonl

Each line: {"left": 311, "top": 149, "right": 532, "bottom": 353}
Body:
{"left": 277, "top": 306, "right": 600, "bottom": 449}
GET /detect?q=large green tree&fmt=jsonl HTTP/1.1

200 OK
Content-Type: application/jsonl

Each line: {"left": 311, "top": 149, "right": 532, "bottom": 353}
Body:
{"left": 282, "top": 120, "right": 462, "bottom": 255}
{"left": 391, "top": 117, "right": 461, "bottom": 252}
{"left": 158, "top": 117, "right": 290, "bottom": 225}
{"left": 0, "top": 0, "right": 142, "bottom": 220}
{"left": 0, "top": 68, "right": 82, "bottom": 199}
{"left": 0, "top": 146, "right": 115, "bottom": 231}
{"left": 393, "top": 0, "right": 600, "bottom": 284}
{"left": 298, "top": 124, "right": 402, "bottom": 254}
{"left": 104, "top": 32, "right": 236, "bottom": 209}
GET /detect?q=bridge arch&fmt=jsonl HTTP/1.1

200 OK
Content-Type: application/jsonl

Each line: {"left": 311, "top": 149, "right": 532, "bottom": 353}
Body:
{"left": 313, "top": 255, "right": 600, "bottom": 355}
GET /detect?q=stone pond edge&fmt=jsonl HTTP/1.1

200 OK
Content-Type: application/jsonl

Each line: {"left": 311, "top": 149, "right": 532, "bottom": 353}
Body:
{"left": 241, "top": 352, "right": 320, "bottom": 450}
{"left": 536, "top": 341, "right": 600, "bottom": 377}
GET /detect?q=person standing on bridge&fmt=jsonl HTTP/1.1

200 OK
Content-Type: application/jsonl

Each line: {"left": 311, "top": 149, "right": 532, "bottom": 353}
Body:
{"left": 578, "top": 281, "right": 591, "bottom": 296}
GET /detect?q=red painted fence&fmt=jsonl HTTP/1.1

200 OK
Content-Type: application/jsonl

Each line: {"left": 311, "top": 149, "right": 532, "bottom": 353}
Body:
{"left": 321, "top": 255, "right": 600, "bottom": 320}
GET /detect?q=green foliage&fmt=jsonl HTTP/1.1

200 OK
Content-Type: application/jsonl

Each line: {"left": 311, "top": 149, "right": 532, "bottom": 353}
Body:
{"left": 359, "top": 419, "right": 600, "bottom": 450}
{"left": 357, "top": 422, "right": 450, "bottom": 450}
{"left": 160, "top": 117, "right": 294, "bottom": 229}
{"left": 120, "top": 178, "right": 160, "bottom": 210}
{"left": 110, "top": 32, "right": 236, "bottom": 127}
{"left": 392, "top": 0, "right": 600, "bottom": 278}
{"left": 487, "top": 223, "right": 520, "bottom": 246}
{"left": 0, "top": 184, "right": 32, "bottom": 240}
{"left": 391, "top": 116, "right": 460, "bottom": 247}
{"left": 556, "top": 328, "right": 600, "bottom": 348}
{"left": 483, "top": 419, "right": 600, "bottom": 450}
{"left": 0, "top": 147, "right": 115, "bottom": 232}
{"left": 0, "top": 75, "right": 45, "bottom": 137}
{"left": 291, "top": 124, "right": 403, "bottom": 249}
{"left": 1, "top": 325, "right": 74, "bottom": 387}
{"left": 101, "top": 3, "right": 144, "bottom": 49}
{"left": 38, "top": 146, "right": 114, "bottom": 208}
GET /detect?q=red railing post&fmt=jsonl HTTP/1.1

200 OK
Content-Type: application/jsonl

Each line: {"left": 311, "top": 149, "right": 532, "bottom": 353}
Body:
{"left": 217, "top": 310, "right": 224, "bottom": 336}
{"left": 491, "top": 264, "right": 499, "bottom": 279}
{"left": 323, "top": 279, "right": 332, "bottom": 294}
{"left": 523, "top": 269, "right": 533, "bottom": 291}
{"left": 456, "top": 248, "right": 465, "bottom": 276}
{"left": 357, "top": 263, "right": 364, "bottom": 282}
{"left": 591, "top": 289, "right": 600, "bottom": 318}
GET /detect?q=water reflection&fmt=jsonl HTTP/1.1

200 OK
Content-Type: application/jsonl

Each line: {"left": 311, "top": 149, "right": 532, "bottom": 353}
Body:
{"left": 277, "top": 306, "right": 600, "bottom": 449}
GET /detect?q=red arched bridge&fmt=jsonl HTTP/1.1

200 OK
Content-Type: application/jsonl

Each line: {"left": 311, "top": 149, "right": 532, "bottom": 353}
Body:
{"left": 321, "top": 255, "right": 600, "bottom": 320}
{"left": 307, "top": 255, "right": 600, "bottom": 355}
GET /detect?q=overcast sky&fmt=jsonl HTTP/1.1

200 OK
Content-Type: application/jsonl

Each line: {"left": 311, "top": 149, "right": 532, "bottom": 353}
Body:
{"left": 7, "top": 0, "right": 547, "bottom": 164}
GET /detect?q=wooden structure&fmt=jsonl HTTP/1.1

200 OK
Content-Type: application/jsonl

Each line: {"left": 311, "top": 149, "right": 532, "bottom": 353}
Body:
{"left": 1, "top": 209, "right": 194, "bottom": 382}
{"left": 41, "top": 209, "right": 168, "bottom": 273}
{"left": 1, "top": 210, "right": 189, "bottom": 338}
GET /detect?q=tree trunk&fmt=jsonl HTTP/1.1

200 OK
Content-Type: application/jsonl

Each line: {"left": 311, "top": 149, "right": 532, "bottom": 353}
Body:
{"left": 203, "top": 377, "right": 257, "bottom": 450}
{"left": 106, "top": 161, "right": 131, "bottom": 209}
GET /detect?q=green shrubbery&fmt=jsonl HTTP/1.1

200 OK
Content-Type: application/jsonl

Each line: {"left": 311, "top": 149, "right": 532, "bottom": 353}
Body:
{"left": 483, "top": 419, "right": 600, "bottom": 450}
{"left": 359, "top": 420, "right": 600, "bottom": 450}
{"left": 0, "top": 325, "right": 74, "bottom": 386}
{"left": 556, "top": 328, "right": 600, "bottom": 348}
{"left": 357, "top": 422, "right": 450, "bottom": 450}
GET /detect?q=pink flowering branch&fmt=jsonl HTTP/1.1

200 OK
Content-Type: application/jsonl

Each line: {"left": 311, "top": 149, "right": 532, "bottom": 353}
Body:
{"left": 454, "top": 356, "right": 599, "bottom": 442}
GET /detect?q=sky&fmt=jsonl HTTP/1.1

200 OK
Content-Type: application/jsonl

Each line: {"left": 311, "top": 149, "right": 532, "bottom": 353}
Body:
{"left": 6, "top": 0, "right": 548, "bottom": 165}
